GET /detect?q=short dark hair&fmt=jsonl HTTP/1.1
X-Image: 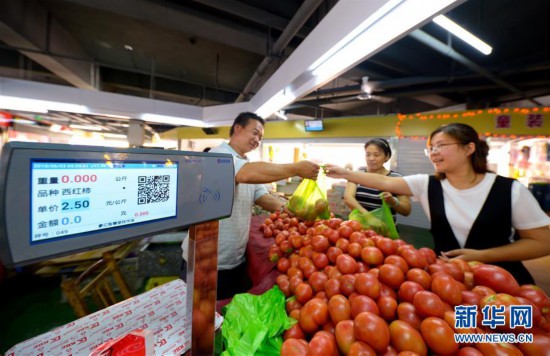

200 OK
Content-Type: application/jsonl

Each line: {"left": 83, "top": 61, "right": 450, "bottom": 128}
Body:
{"left": 429, "top": 123, "right": 490, "bottom": 180}
{"left": 364, "top": 138, "right": 392, "bottom": 161}
{"left": 229, "top": 112, "right": 265, "bottom": 136}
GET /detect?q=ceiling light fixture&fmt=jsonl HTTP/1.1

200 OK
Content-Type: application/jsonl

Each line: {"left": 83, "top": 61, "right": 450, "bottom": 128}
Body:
{"left": 433, "top": 15, "right": 492, "bottom": 55}
{"left": 102, "top": 133, "right": 127, "bottom": 139}
{"left": 274, "top": 110, "right": 288, "bottom": 120}
{"left": 0, "top": 95, "right": 89, "bottom": 114}
{"left": 140, "top": 113, "right": 209, "bottom": 127}
{"left": 255, "top": 89, "right": 296, "bottom": 118}
{"left": 311, "top": 0, "right": 465, "bottom": 83}
{"left": 69, "top": 124, "right": 104, "bottom": 131}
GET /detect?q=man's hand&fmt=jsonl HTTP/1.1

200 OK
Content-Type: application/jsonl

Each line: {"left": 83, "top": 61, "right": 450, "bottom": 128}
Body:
{"left": 295, "top": 161, "right": 320, "bottom": 180}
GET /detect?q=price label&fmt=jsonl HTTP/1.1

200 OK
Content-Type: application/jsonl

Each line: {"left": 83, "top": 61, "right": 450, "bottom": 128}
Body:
{"left": 30, "top": 160, "right": 178, "bottom": 242}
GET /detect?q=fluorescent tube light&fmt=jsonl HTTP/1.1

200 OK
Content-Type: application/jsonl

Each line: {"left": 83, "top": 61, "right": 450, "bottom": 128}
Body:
{"left": 141, "top": 113, "right": 209, "bottom": 127}
{"left": 69, "top": 124, "right": 104, "bottom": 131}
{"left": 102, "top": 133, "right": 128, "bottom": 139}
{"left": 255, "top": 90, "right": 296, "bottom": 118}
{"left": 310, "top": 0, "right": 404, "bottom": 72}
{"left": 0, "top": 96, "right": 48, "bottom": 113}
{"left": 0, "top": 95, "right": 90, "bottom": 114}
{"left": 274, "top": 110, "right": 288, "bottom": 121}
{"left": 312, "top": 0, "right": 465, "bottom": 82}
{"left": 433, "top": 15, "right": 492, "bottom": 55}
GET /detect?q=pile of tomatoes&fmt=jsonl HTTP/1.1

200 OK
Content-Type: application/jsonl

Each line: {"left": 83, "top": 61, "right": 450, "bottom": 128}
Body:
{"left": 259, "top": 212, "right": 550, "bottom": 355}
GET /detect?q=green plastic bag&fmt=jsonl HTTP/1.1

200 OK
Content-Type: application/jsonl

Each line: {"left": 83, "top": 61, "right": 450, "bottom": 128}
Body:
{"left": 348, "top": 198, "right": 399, "bottom": 239}
{"left": 221, "top": 286, "right": 296, "bottom": 356}
{"left": 287, "top": 170, "right": 330, "bottom": 221}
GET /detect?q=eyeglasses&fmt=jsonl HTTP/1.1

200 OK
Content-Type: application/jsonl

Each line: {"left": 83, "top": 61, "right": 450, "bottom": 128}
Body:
{"left": 424, "top": 142, "right": 459, "bottom": 156}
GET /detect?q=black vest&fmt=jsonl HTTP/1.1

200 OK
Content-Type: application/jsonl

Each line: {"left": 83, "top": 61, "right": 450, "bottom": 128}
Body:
{"left": 428, "top": 175, "right": 534, "bottom": 285}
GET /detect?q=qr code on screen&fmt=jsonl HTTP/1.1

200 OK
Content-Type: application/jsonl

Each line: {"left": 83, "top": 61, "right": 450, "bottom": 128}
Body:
{"left": 137, "top": 175, "right": 170, "bottom": 205}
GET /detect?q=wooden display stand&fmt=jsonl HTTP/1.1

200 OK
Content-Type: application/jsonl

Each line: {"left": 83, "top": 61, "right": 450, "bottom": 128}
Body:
{"left": 186, "top": 221, "right": 219, "bottom": 356}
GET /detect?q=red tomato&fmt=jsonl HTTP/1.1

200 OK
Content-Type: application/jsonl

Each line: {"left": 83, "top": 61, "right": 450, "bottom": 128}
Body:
{"left": 519, "top": 284, "right": 550, "bottom": 311}
{"left": 480, "top": 293, "right": 520, "bottom": 333}
{"left": 281, "top": 338, "right": 312, "bottom": 356}
{"left": 431, "top": 274, "right": 463, "bottom": 306}
{"left": 515, "top": 296, "right": 543, "bottom": 327}
{"left": 277, "top": 274, "right": 291, "bottom": 297}
{"left": 289, "top": 235, "right": 303, "bottom": 250}
{"left": 299, "top": 298, "right": 329, "bottom": 334}
{"left": 517, "top": 334, "right": 550, "bottom": 355}
{"left": 400, "top": 249, "right": 427, "bottom": 270}
{"left": 277, "top": 257, "right": 290, "bottom": 273}
{"left": 378, "top": 296, "right": 398, "bottom": 321}
{"left": 336, "top": 238, "right": 350, "bottom": 253}
{"left": 348, "top": 242, "right": 363, "bottom": 259}
{"left": 388, "top": 320, "right": 427, "bottom": 356}
{"left": 328, "top": 294, "right": 351, "bottom": 324}
{"left": 312, "top": 252, "right": 329, "bottom": 270}
{"left": 351, "top": 295, "right": 379, "bottom": 318}
{"left": 443, "top": 261, "right": 465, "bottom": 282}
{"left": 354, "top": 312, "right": 390, "bottom": 352}
{"left": 384, "top": 255, "right": 409, "bottom": 274}
{"left": 325, "top": 278, "right": 341, "bottom": 298}
{"left": 347, "top": 220, "right": 362, "bottom": 232}
{"left": 461, "top": 290, "right": 481, "bottom": 307}
{"left": 420, "top": 317, "right": 459, "bottom": 355}
{"left": 309, "top": 330, "right": 338, "bottom": 356}
{"left": 397, "top": 302, "right": 422, "bottom": 330}
{"left": 473, "top": 264, "right": 520, "bottom": 296}
{"left": 376, "top": 237, "right": 398, "bottom": 256}
{"left": 349, "top": 231, "right": 366, "bottom": 244}
{"left": 471, "top": 285, "right": 496, "bottom": 299}
{"left": 327, "top": 218, "right": 343, "bottom": 230}
{"left": 463, "top": 271, "right": 475, "bottom": 290}
{"left": 379, "top": 282, "right": 397, "bottom": 299}
{"left": 295, "top": 282, "right": 313, "bottom": 304}
{"left": 354, "top": 272, "right": 381, "bottom": 300}
{"left": 406, "top": 268, "right": 432, "bottom": 290}
{"left": 360, "top": 247, "right": 384, "bottom": 266}
{"left": 338, "top": 225, "right": 353, "bottom": 239}
{"left": 309, "top": 271, "right": 328, "bottom": 294}
{"left": 311, "top": 235, "right": 330, "bottom": 253}
{"left": 285, "top": 298, "right": 302, "bottom": 314}
{"left": 418, "top": 247, "right": 437, "bottom": 265}
{"left": 457, "top": 346, "right": 483, "bottom": 355}
{"left": 413, "top": 291, "right": 444, "bottom": 318}
{"left": 327, "top": 247, "right": 343, "bottom": 264}
{"left": 334, "top": 320, "right": 356, "bottom": 355}
{"left": 475, "top": 341, "right": 523, "bottom": 355}
{"left": 397, "top": 281, "right": 425, "bottom": 303}
{"left": 378, "top": 264, "right": 405, "bottom": 290}
{"left": 289, "top": 275, "right": 304, "bottom": 294}
{"left": 283, "top": 323, "right": 306, "bottom": 340}
{"left": 348, "top": 341, "right": 376, "bottom": 356}
{"left": 336, "top": 253, "right": 358, "bottom": 274}
{"left": 339, "top": 274, "right": 356, "bottom": 296}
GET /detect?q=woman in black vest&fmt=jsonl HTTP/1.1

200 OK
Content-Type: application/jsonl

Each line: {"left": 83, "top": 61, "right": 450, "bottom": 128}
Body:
{"left": 324, "top": 123, "right": 550, "bottom": 284}
{"left": 343, "top": 138, "right": 411, "bottom": 222}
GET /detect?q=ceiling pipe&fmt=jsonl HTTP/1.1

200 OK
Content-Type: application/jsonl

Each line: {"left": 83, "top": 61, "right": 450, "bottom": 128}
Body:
{"left": 409, "top": 29, "right": 543, "bottom": 106}
{"left": 235, "top": 0, "right": 323, "bottom": 102}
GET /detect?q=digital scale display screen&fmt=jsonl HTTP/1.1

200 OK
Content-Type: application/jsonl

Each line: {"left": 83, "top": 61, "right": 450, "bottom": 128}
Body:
{"left": 30, "top": 160, "right": 178, "bottom": 243}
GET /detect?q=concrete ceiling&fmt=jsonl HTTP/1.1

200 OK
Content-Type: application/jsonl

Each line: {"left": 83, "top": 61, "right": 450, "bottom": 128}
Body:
{"left": 0, "top": 0, "right": 549, "bottom": 135}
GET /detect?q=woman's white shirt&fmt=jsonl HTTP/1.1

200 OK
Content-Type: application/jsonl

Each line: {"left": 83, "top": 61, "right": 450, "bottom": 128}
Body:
{"left": 403, "top": 173, "right": 550, "bottom": 248}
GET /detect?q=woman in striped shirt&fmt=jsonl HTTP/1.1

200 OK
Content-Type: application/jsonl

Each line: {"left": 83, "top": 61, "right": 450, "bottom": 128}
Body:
{"left": 343, "top": 138, "right": 411, "bottom": 222}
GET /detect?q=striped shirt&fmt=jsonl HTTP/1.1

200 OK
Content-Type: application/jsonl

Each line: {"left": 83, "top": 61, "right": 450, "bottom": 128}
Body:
{"left": 355, "top": 169, "right": 403, "bottom": 222}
